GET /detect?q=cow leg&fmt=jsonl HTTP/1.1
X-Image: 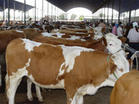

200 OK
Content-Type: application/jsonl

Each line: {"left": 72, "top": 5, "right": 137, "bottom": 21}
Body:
{"left": 35, "top": 85, "right": 43, "bottom": 102}
{"left": 6, "top": 74, "right": 22, "bottom": 104}
{"left": 27, "top": 79, "right": 43, "bottom": 102}
{"left": 66, "top": 92, "right": 83, "bottom": 104}
{"left": 70, "top": 93, "right": 83, "bottom": 104}
{"left": 66, "top": 87, "right": 83, "bottom": 104}
{"left": 27, "top": 79, "right": 33, "bottom": 101}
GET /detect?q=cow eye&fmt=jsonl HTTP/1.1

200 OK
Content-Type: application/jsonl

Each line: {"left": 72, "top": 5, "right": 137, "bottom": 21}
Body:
{"left": 109, "top": 44, "right": 112, "bottom": 46}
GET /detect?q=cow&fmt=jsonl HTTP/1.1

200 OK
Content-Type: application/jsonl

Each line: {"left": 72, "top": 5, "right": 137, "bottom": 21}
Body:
{"left": 27, "top": 33, "right": 128, "bottom": 102}
{"left": 110, "top": 70, "right": 139, "bottom": 104}
{"left": 6, "top": 33, "right": 129, "bottom": 104}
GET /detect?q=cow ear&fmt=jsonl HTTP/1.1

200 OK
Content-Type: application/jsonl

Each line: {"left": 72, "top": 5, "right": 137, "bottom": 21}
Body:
{"left": 102, "top": 37, "right": 107, "bottom": 46}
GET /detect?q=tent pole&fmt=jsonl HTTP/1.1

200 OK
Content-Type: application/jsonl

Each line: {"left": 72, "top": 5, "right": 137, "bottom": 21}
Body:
{"left": 103, "top": 7, "right": 104, "bottom": 19}
{"left": 55, "top": 6, "right": 56, "bottom": 21}
{"left": 51, "top": 4, "right": 53, "bottom": 22}
{"left": 118, "top": 0, "right": 121, "bottom": 23}
{"left": 104, "top": 6, "right": 106, "bottom": 22}
{"left": 3, "top": 0, "right": 5, "bottom": 21}
{"left": 42, "top": 0, "right": 44, "bottom": 18}
{"left": 111, "top": 0, "right": 114, "bottom": 23}
{"left": 7, "top": 0, "right": 11, "bottom": 25}
{"left": 14, "top": 2, "right": 15, "bottom": 22}
{"left": 35, "top": 0, "right": 36, "bottom": 21}
{"left": 107, "top": 1, "right": 109, "bottom": 24}
{"left": 134, "top": 9, "right": 136, "bottom": 21}
{"left": 47, "top": 1, "right": 49, "bottom": 20}
{"left": 129, "top": 10, "right": 131, "bottom": 23}
{"left": 24, "top": 0, "right": 26, "bottom": 25}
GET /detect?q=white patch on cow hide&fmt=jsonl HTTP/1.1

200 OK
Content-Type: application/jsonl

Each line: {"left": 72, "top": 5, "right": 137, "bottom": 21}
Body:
{"left": 16, "top": 30, "right": 24, "bottom": 33}
{"left": 57, "top": 63, "right": 65, "bottom": 78}
{"left": 67, "top": 35, "right": 86, "bottom": 41}
{"left": 42, "top": 32, "right": 65, "bottom": 38}
{"left": 22, "top": 39, "right": 42, "bottom": 52}
{"left": 28, "top": 75, "right": 65, "bottom": 89}
{"left": 60, "top": 45, "right": 94, "bottom": 74}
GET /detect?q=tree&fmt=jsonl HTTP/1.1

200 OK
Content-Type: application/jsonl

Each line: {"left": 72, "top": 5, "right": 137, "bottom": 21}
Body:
{"left": 70, "top": 14, "right": 77, "bottom": 20}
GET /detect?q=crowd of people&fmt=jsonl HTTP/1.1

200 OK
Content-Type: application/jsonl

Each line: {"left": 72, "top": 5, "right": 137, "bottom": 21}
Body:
{"left": 95, "top": 20, "right": 139, "bottom": 51}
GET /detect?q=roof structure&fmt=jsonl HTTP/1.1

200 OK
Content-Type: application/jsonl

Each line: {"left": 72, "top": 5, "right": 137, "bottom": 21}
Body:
{"left": 108, "top": 0, "right": 139, "bottom": 13}
{"left": 0, "top": 0, "right": 34, "bottom": 11}
{"left": 47, "top": 0, "right": 139, "bottom": 13}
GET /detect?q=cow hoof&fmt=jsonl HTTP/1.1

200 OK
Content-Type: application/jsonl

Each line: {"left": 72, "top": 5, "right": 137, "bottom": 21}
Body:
{"left": 38, "top": 97, "right": 43, "bottom": 102}
{"left": 28, "top": 97, "right": 33, "bottom": 101}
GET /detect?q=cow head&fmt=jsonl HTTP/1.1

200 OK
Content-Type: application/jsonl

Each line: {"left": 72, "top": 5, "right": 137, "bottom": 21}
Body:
{"left": 105, "top": 33, "right": 122, "bottom": 54}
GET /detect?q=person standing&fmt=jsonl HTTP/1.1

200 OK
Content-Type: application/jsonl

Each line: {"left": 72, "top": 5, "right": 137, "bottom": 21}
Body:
{"left": 98, "top": 19, "right": 106, "bottom": 28}
{"left": 127, "top": 22, "right": 139, "bottom": 49}
{"left": 117, "top": 22, "right": 123, "bottom": 37}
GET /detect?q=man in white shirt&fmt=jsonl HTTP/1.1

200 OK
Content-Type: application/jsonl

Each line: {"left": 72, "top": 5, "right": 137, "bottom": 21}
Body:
{"left": 127, "top": 22, "right": 139, "bottom": 66}
{"left": 117, "top": 22, "right": 123, "bottom": 37}
{"left": 127, "top": 22, "right": 139, "bottom": 43}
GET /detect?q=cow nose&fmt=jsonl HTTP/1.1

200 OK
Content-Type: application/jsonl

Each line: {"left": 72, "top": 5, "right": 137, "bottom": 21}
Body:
{"left": 104, "top": 48, "right": 109, "bottom": 53}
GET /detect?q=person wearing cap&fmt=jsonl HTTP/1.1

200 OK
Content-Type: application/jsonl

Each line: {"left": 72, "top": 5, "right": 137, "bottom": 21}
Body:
{"left": 127, "top": 22, "right": 139, "bottom": 47}
{"left": 127, "top": 22, "right": 139, "bottom": 66}
{"left": 117, "top": 22, "right": 123, "bottom": 37}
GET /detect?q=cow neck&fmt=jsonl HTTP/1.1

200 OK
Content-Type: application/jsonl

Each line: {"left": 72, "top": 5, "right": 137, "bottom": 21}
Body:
{"left": 107, "top": 54, "right": 118, "bottom": 80}
{"left": 111, "top": 49, "right": 129, "bottom": 76}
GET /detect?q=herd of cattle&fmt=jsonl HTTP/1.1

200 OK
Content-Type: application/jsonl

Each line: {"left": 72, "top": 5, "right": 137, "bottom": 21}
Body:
{"left": 0, "top": 22, "right": 138, "bottom": 104}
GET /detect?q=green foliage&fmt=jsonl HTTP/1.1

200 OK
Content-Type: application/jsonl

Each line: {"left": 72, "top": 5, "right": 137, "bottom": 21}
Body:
{"left": 79, "top": 15, "right": 84, "bottom": 20}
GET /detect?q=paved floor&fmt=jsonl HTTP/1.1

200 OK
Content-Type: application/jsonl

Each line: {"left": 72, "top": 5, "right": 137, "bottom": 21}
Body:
{"left": 0, "top": 87, "right": 112, "bottom": 104}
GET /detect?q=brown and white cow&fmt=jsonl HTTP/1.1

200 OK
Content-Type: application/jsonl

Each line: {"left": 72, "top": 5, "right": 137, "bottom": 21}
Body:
{"left": 27, "top": 33, "right": 129, "bottom": 102}
{"left": 6, "top": 33, "right": 129, "bottom": 104}
{"left": 110, "top": 70, "right": 139, "bottom": 104}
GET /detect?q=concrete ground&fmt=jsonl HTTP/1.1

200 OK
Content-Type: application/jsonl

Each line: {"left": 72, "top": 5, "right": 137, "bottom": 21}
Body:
{"left": 0, "top": 86, "right": 112, "bottom": 104}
